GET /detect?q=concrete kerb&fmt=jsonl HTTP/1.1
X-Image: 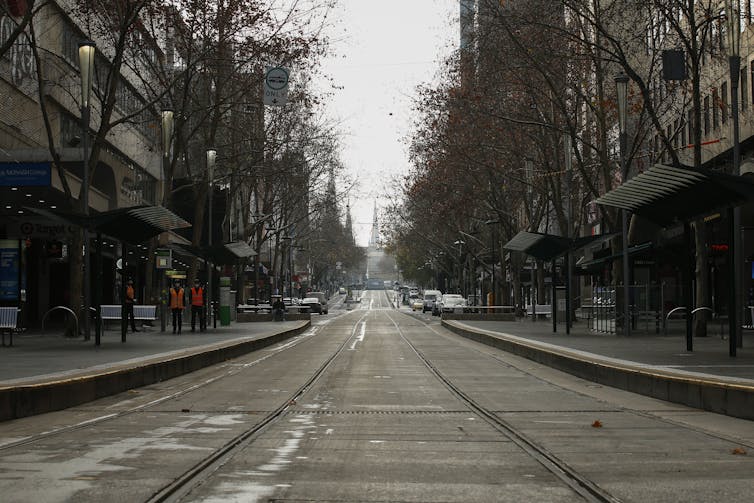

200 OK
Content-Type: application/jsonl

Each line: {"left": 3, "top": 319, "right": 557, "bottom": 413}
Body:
{"left": 442, "top": 319, "right": 754, "bottom": 421}
{"left": 0, "top": 320, "right": 311, "bottom": 422}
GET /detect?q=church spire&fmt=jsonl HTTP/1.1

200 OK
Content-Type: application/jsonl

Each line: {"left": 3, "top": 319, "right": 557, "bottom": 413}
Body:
{"left": 368, "top": 200, "right": 379, "bottom": 247}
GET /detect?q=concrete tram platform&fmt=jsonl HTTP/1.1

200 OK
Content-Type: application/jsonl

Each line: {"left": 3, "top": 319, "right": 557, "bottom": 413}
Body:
{"left": 442, "top": 318, "right": 754, "bottom": 421}
{"left": 0, "top": 320, "right": 311, "bottom": 421}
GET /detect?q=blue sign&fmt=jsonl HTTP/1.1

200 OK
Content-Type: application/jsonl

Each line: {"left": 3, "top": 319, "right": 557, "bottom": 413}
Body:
{"left": 0, "top": 240, "right": 19, "bottom": 302}
{"left": 0, "top": 162, "right": 51, "bottom": 186}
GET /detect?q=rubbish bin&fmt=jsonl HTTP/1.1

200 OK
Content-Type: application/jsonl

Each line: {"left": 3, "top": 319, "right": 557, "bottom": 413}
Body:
{"left": 219, "top": 277, "right": 231, "bottom": 326}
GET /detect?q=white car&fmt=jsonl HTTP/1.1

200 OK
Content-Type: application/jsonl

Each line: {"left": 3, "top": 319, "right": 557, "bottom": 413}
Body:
{"left": 439, "top": 294, "right": 466, "bottom": 313}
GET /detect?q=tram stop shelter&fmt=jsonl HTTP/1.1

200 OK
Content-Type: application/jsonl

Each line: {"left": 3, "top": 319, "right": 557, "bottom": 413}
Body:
{"left": 595, "top": 163, "right": 754, "bottom": 356}
{"left": 26, "top": 205, "right": 191, "bottom": 344}
{"left": 503, "top": 230, "right": 616, "bottom": 334}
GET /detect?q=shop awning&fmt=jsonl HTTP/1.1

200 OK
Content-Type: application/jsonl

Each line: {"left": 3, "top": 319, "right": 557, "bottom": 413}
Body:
{"left": 171, "top": 241, "right": 256, "bottom": 264}
{"left": 24, "top": 205, "right": 191, "bottom": 244}
{"left": 595, "top": 164, "right": 754, "bottom": 226}
{"left": 503, "top": 231, "right": 617, "bottom": 262}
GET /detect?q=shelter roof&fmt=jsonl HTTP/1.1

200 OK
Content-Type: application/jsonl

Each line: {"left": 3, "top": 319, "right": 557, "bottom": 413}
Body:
{"left": 595, "top": 164, "right": 754, "bottom": 226}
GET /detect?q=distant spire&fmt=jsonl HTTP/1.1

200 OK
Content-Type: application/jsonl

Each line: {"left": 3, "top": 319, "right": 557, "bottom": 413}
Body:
{"left": 345, "top": 202, "right": 355, "bottom": 245}
{"left": 369, "top": 200, "right": 379, "bottom": 246}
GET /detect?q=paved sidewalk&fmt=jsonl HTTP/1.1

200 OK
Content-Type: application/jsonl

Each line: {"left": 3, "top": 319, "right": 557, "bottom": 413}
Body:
{"left": 450, "top": 318, "right": 754, "bottom": 383}
{"left": 0, "top": 321, "right": 307, "bottom": 384}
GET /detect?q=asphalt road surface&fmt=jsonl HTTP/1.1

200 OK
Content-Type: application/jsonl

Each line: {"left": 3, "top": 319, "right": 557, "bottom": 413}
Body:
{"left": 1, "top": 289, "right": 753, "bottom": 502}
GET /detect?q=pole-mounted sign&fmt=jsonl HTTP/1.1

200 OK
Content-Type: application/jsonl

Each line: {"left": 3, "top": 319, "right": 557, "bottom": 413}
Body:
{"left": 263, "top": 66, "right": 289, "bottom": 106}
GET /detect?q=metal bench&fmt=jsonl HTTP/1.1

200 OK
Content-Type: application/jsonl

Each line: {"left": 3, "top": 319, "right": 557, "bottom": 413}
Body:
{"left": 99, "top": 305, "right": 158, "bottom": 328}
{"left": 526, "top": 304, "right": 552, "bottom": 317}
{"left": 1, "top": 306, "right": 19, "bottom": 347}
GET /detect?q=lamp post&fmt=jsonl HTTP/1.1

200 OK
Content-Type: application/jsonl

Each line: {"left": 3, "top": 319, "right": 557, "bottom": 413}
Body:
{"left": 206, "top": 149, "right": 216, "bottom": 328}
{"left": 564, "top": 132, "right": 573, "bottom": 334}
{"left": 726, "top": 0, "right": 742, "bottom": 356}
{"left": 454, "top": 240, "right": 465, "bottom": 295}
{"left": 159, "top": 110, "right": 173, "bottom": 332}
{"left": 282, "top": 235, "right": 293, "bottom": 298}
{"left": 78, "top": 40, "right": 95, "bottom": 341}
{"left": 615, "top": 72, "right": 631, "bottom": 337}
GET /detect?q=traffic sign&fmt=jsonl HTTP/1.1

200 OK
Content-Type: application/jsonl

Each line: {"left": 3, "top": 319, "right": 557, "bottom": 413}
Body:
{"left": 264, "top": 66, "right": 289, "bottom": 106}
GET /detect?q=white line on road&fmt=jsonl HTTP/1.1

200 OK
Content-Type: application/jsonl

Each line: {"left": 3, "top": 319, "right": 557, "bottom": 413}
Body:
{"left": 349, "top": 321, "right": 367, "bottom": 350}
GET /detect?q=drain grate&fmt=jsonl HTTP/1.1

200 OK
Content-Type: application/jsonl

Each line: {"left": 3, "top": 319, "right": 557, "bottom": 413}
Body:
{"left": 285, "top": 409, "right": 470, "bottom": 415}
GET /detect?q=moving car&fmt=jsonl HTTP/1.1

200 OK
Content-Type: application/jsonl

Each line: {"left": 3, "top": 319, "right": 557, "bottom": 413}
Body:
{"left": 439, "top": 294, "right": 466, "bottom": 314}
{"left": 301, "top": 297, "right": 323, "bottom": 314}
{"left": 422, "top": 290, "right": 442, "bottom": 314}
{"left": 410, "top": 295, "right": 424, "bottom": 311}
{"left": 308, "top": 291, "right": 329, "bottom": 314}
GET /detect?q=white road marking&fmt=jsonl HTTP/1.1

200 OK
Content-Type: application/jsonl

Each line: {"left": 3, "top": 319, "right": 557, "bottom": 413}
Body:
{"left": 348, "top": 321, "right": 367, "bottom": 350}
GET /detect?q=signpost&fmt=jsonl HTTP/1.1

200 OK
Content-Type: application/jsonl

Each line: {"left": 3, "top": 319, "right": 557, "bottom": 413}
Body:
{"left": 263, "top": 66, "right": 289, "bottom": 106}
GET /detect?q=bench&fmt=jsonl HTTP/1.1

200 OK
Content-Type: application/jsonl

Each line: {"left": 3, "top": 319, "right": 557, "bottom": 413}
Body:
{"left": 1, "top": 306, "right": 19, "bottom": 347}
{"left": 526, "top": 304, "right": 552, "bottom": 317}
{"left": 237, "top": 304, "right": 272, "bottom": 313}
{"left": 99, "top": 305, "right": 158, "bottom": 328}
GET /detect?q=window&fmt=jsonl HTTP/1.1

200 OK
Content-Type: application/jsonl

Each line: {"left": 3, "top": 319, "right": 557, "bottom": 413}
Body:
{"left": 704, "top": 95, "right": 710, "bottom": 135}
{"left": 681, "top": 117, "right": 686, "bottom": 147}
{"left": 721, "top": 81, "right": 728, "bottom": 125}
{"left": 688, "top": 109, "right": 694, "bottom": 144}
{"left": 712, "top": 88, "right": 719, "bottom": 130}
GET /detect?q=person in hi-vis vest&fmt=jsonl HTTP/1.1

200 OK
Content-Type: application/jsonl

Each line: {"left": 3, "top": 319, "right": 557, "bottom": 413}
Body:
{"left": 169, "top": 279, "right": 186, "bottom": 333}
{"left": 190, "top": 279, "right": 206, "bottom": 332}
{"left": 125, "top": 279, "right": 139, "bottom": 332}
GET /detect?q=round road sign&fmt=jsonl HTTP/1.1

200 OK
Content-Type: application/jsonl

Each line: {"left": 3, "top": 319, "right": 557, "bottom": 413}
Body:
{"left": 265, "top": 67, "right": 289, "bottom": 91}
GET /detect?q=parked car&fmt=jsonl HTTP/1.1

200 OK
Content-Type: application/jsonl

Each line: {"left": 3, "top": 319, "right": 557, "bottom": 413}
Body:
{"left": 308, "top": 291, "right": 329, "bottom": 314}
{"left": 439, "top": 294, "right": 466, "bottom": 314}
{"left": 422, "top": 290, "right": 442, "bottom": 314}
{"left": 301, "top": 297, "right": 323, "bottom": 314}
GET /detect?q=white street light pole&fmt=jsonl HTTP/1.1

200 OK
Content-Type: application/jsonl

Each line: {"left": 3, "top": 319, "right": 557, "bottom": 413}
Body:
{"left": 160, "top": 110, "right": 173, "bottom": 333}
{"left": 78, "top": 40, "right": 95, "bottom": 342}
{"left": 206, "top": 149, "right": 216, "bottom": 328}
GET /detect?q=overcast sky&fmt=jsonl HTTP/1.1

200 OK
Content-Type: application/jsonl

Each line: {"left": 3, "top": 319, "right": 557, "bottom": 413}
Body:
{"left": 317, "top": 0, "right": 459, "bottom": 246}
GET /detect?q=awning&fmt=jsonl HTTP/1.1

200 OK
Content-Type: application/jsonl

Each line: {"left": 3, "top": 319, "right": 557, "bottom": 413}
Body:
{"left": 172, "top": 241, "right": 256, "bottom": 264}
{"left": 24, "top": 205, "right": 191, "bottom": 244}
{"left": 503, "top": 231, "right": 618, "bottom": 262}
{"left": 595, "top": 164, "right": 754, "bottom": 226}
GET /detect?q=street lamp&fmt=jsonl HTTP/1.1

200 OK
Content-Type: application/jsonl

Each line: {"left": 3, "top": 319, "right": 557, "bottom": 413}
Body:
{"left": 79, "top": 40, "right": 95, "bottom": 341}
{"left": 726, "top": 0, "right": 742, "bottom": 356}
{"left": 206, "top": 149, "right": 216, "bottom": 328}
{"left": 159, "top": 110, "right": 173, "bottom": 332}
{"left": 615, "top": 72, "right": 631, "bottom": 337}
{"left": 282, "top": 235, "right": 293, "bottom": 298}
{"left": 454, "top": 240, "right": 465, "bottom": 295}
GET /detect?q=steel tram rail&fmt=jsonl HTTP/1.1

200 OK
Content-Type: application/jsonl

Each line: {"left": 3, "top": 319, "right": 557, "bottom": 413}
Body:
{"left": 384, "top": 311, "right": 622, "bottom": 503}
{"left": 0, "top": 318, "right": 340, "bottom": 452}
{"left": 146, "top": 310, "right": 370, "bottom": 502}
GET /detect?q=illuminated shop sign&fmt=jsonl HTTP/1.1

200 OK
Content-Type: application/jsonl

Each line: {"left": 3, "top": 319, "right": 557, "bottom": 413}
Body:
{"left": 0, "top": 162, "right": 51, "bottom": 186}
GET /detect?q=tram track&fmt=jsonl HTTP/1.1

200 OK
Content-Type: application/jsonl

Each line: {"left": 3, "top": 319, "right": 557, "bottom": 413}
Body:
{"left": 384, "top": 310, "right": 622, "bottom": 503}
{"left": 146, "top": 310, "right": 370, "bottom": 502}
{"left": 0, "top": 318, "right": 341, "bottom": 453}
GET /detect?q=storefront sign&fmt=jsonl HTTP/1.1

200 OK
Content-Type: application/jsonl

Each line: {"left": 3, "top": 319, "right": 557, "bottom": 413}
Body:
{"left": 0, "top": 239, "right": 20, "bottom": 301}
{"left": 13, "top": 218, "right": 77, "bottom": 238}
{"left": 0, "top": 162, "right": 51, "bottom": 186}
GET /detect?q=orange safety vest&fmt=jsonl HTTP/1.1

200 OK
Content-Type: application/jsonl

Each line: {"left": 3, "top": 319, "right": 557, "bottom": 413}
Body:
{"left": 191, "top": 287, "right": 204, "bottom": 306}
{"left": 170, "top": 287, "right": 185, "bottom": 309}
{"left": 126, "top": 285, "right": 135, "bottom": 303}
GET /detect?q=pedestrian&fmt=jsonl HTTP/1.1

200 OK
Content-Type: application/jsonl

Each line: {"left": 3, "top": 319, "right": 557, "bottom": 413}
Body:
{"left": 169, "top": 279, "right": 185, "bottom": 333}
{"left": 272, "top": 295, "right": 285, "bottom": 321}
{"left": 125, "top": 279, "right": 139, "bottom": 332}
{"left": 190, "top": 279, "right": 206, "bottom": 332}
